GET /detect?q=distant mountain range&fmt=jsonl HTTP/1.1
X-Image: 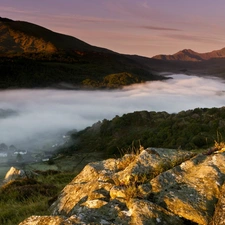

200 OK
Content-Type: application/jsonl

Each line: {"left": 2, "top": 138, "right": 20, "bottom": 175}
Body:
{"left": 153, "top": 48, "right": 225, "bottom": 61}
{"left": 0, "top": 17, "right": 225, "bottom": 89}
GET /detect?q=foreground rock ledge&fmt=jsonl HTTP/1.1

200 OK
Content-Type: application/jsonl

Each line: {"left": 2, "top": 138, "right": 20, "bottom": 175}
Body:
{"left": 19, "top": 148, "right": 225, "bottom": 225}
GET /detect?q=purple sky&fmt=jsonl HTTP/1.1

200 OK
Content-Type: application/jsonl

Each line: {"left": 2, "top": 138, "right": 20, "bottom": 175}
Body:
{"left": 1, "top": 0, "right": 225, "bottom": 57}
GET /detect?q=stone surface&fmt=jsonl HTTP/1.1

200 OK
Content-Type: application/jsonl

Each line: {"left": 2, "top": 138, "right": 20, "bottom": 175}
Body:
{"left": 149, "top": 153, "right": 225, "bottom": 225}
{"left": 3, "top": 166, "right": 37, "bottom": 183}
{"left": 4, "top": 167, "right": 26, "bottom": 182}
{"left": 210, "top": 182, "right": 225, "bottom": 225}
{"left": 127, "top": 199, "right": 184, "bottom": 225}
{"left": 19, "top": 148, "right": 225, "bottom": 225}
{"left": 50, "top": 159, "right": 116, "bottom": 216}
{"left": 19, "top": 216, "right": 65, "bottom": 225}
{"left": 113, "top": 148, "right": 195, "bottom": 186}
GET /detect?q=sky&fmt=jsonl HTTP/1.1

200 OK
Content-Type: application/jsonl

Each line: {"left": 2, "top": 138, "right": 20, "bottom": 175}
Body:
{"left": 1, "top": 75, "right": 225, "bottom": 149}
{"left": 1, "top": 0, "right": 225, "bottom": 57}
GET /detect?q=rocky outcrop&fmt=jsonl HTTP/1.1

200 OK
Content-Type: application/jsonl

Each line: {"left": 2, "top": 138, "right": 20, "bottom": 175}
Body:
{"left": 3, "top": 167, "right": 36, "bottom": 183}
{"left": 147, "top": 153, "right": 225, "bottom": 224}
{"left": 19, "top": 148, "right": 225, "bottom": 225}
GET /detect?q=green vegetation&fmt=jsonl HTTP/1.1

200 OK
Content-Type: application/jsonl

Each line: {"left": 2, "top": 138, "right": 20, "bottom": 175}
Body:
{"left": 61, "top": 107, "right": 225, "bottom": 156}
{"left": 83, "top": 72, "right": 141, "bottom": 88}
{"left": 0, "top": 170, "right": 77, "bottom": 225}
{"left": 0, "top": 53, "right": 162, "bottom": 89}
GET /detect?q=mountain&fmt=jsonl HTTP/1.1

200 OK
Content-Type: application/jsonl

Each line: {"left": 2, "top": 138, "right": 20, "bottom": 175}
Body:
{"left": 128, "top": 47, "right": 225, "bottom": 78}
{"left": 153, "top": 48, "right": 225, "bottom": 61}
{"left": 0, "top": 17, "right": 163, "bottom": 89}
{"left": 128, "top": 49, "right": 225, "bottom": 78}
{"left": 0, "top": 17, "right": 111, "bottom": 55}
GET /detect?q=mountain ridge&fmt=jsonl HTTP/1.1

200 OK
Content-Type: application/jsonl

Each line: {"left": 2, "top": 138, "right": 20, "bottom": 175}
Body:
{"left": 0, "top": 17, "right": 113, "bottom": 55}
{"left": 1, "top": 16, "right": 225, "bottom": 89}
{"left": 0, "top": 17, "right": 165, "bottom": 89}
{"left": 153, "top": 47, "right": 225, "bottom": 61}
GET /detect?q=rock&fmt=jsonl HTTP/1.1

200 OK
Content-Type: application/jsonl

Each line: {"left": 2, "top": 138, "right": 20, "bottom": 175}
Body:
{"left": 127, "top": 199, "right": 184, "bottom": 225}
{"left": 3, "top": 167, "right": 37, "bottom": 183}
{"left": 4, "top": 167, "right": 26, "bottom": 182}
{"left": 19, "top": 148, "right": 225, "bottom": 225}
{"left": 210, "top": 182, "right": 225, "bottom": 225}
{"left": 19, "top": 216, "right": 65, "bottom": 225}
{"left": 113, "top": 148, "right": 195, "bottom": 186}
{"left": 51, "top": 159, "right": 116, "bottom": 216}
{"left": 148, "top": 153, "right": 225, "bottom": 225}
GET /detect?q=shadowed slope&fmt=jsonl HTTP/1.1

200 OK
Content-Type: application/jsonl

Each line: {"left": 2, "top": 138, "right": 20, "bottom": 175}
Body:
{"left": 0, "top": 17, "right": 165, "bottom": 89}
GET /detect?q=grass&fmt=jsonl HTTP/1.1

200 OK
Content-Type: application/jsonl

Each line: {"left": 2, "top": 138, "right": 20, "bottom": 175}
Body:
{"left": 0, "top": 170, "right": 77, "bottom": 225}
{"left": 0, "top": 196, "right": 50, "bottom": 225}
{"left": 214, "top": 141, "right": 225, "bottom": 152}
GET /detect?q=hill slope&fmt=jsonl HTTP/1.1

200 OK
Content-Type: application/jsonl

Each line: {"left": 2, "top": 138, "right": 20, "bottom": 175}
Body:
{"left": 0, "top": 17, "right": 110, "bottom": 54}
{"left": 0, "top": 17, "right": 163, "bottom": 89}
{"left": 60, "top": 107, "right": 225, "bottom": 156}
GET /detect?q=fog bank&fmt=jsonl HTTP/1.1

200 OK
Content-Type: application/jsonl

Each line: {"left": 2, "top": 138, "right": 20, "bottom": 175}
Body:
{"left": 0, "top": 74, "right": 225, "bottom": 149}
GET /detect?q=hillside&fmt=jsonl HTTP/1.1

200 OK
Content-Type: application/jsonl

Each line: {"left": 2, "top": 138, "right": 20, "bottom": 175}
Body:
{"left": 0, "top": 17, "right": 111, "bottom": 55}
{"left": 60, "top": 107, "right": 225, "bottom": 156}
{"left": 1, "top": 106, "right": 225, "bottom": 224}
{"left": 0, "top": 17, "right": 163, "bottom": 89}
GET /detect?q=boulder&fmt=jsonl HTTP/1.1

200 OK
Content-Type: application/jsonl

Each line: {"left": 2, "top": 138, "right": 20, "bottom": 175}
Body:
{"left": 4, "top": 167, "right": 26, "bottom": 182}
{"left": 3, "top": 167, "right": 37, "bottom": 183}
{"left": 19, "top": 148, "right": 225, "bottom": 225}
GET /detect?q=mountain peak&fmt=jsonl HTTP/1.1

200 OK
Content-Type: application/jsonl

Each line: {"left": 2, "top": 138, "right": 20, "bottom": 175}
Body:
{"left": 0, "top": 17, "right": 14, "bottom": 22}
{"left": 178, "top": 49, "right": 196, "bottom": 54}
{"left": 153, "top": 47, "right": 225, "bottom": 61}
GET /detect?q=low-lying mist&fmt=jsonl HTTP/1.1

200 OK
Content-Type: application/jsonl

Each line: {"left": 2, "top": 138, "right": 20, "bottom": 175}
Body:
{"left": 0, "top": 74, "right": 225, "bottom": 150}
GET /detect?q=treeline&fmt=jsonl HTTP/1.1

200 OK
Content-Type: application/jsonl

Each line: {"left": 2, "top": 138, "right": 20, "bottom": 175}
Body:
{"left": 0, "top": 52, "right": 161, "bottom": 89}
{"left": 62, "top": 107, "right": 225, "bottom": 156}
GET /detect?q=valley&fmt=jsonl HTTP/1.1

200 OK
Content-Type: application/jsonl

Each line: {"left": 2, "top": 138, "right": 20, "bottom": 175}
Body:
{"left": 1, "top": 14, "right": 225, "bottom": 225}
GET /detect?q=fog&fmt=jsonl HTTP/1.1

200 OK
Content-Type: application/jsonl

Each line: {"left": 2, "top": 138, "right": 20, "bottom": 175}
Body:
{"left": 0, "top": 74, "right": 225, "bottom": 149}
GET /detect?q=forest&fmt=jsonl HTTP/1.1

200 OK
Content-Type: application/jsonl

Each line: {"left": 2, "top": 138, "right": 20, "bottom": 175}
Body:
{"left": 60, "top": 107, "right": 225, "bottom": 156}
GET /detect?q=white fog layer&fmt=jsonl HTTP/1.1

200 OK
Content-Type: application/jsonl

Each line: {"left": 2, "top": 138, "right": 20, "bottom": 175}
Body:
{"left": 0, "top": 74, "right": 225, "bottom": 148}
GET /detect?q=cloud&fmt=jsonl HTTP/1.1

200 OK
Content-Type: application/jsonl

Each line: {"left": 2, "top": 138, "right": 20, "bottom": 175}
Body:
{"left": 48, "top": 14, "right": 121, "bottom": 24}
{"left": 139, "top": 25, "right": 181, "bottom": 32}
{"left": 0, "top": 6, "right": 32, "bottom": 15}
{"left": 164, "top": 34, "right": 224, "bottom": 44}
{"left": 0, "top": 75, "right": 225, "bottom": 149}
{"left": 0, "top": 6, "right": 40, "bottom": 20}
